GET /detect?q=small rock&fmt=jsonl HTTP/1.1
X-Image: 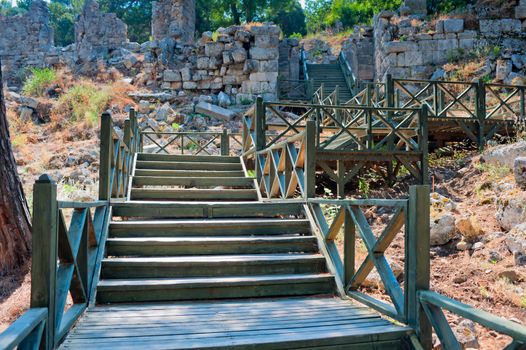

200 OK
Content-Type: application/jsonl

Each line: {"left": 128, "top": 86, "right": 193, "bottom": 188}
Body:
{"left": 218, "top": 92, "right": 231, "bottom": 108}
{"left": 488, "top": 250, "right": 503, "bottom": 263}
{"left": 430, "top": 214, "right": 456, "bottom": 246}
{"left": 138, "top": 100, "right": 150, "bottom": 114}
{"left": 456, "top": 216, "right": 485, "bottom": 243}
{"left": 497, "top": 270, "right": 524, "bottom": 283}
{"left": 155, "top": 102, "right": 174, "bottom": 122}
{"left": 514, "top": 157, "right": 526, "bottom": 190}
{"left": 431, "top": 68, "right": 446, "bottom": 80}
{"left": 472, "top": 242, "right": 484, "bottom": 251}
{"left": 454, "top": 320, "right": 479, "bottom": 349}
{"left": 430, "top": 192, "right": 457, "bottom": 213}
{"left": 456, "top": 241, "right": 472, "bottom": 251}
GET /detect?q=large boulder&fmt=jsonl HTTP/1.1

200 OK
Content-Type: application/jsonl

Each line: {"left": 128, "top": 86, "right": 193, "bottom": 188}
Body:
{"left": 514, "top": 157, "right": 526, "bottom": 189}
{"left": 456, "top": 216, "right": 485, "bottom": 243}
{"left": 507, "top": 223, "right": 526, "bottom": 266}
{"left": 496, "top": 192, "right": 526, "bottom": 231}
{"left": 481, "top": 141, "right": 526, "bottom": 168}
{"left": 430, "top": 214, "right": 457, "bottom": 246}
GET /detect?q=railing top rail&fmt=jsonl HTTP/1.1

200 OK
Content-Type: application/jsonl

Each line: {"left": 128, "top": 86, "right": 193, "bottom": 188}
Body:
{"left": 263, "top": 101, "right": 423, "bottom": 112}
{"left": 393, "top": 78, "right": 478, "bottom": 86}
{"left": 140, "top": 131, "right": 241, "bottom": 136}
{"left": 0, "top": 308, "right": 47, "bottom": 350}
{"left": 256, "top": 130, "right": 306, "bottom": 154}
{"left": 419, "top": 290, "right": 526, "bottom": 344}
{"left": 308, "top": 198, "right": 408, "bottom": 207}
{"left": 485, "top": 82, "right": 526, "bottom": 89}
{"left": 57, "top": 200, "right": 109, "bottom": 209}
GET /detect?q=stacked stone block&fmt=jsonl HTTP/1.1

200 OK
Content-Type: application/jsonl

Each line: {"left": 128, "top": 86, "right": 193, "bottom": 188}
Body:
{"left": 152, "top": 0, "right": 196, "bottom": 43}
{"left": 278, "top": 38, "right": 300, "bottom": 81}
{"left": 343, "top": 27, "right": 375, "bottom": 81}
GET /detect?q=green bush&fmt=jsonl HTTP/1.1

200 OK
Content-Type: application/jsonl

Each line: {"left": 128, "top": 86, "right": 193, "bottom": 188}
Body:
{"left": 58, "top": 82, "right": 111, "bottom": 125}
{"left": 289, "top": 32, "right": 303, "bottom": 40}
{"left": 22, "top": 68, "right": 57, "bottom": 97}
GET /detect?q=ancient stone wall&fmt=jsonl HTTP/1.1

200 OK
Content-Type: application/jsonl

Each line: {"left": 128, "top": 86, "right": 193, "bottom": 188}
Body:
{"left": 343, "top": 27, "right": 375, "bottom": 81}
{"left": 140, "top": 24, "right": 281, "bottom": 101}
{"left": 75, "top": 0, "right": 128, "bottom": 62}
{"left": 373, "top": 9, "right": 526, "bottom": 82}
{"left": 152, "top": 0, "right": 196, "bottom": 43}
{"left": 278, "top": 39, "right": 300, "bottom": 81}
{"left": 0, "top": 0, "right": 59, "bottom": 82}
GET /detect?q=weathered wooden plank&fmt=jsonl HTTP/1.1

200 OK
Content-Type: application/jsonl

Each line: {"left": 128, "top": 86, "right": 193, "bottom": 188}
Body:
{"left": 132, "top": 176, "right": 254, "bottom": 187}
{"left": 137, "top": 153, "right": 240, "bottom": 163}
{"left": 0, "top": 308, "right": 46, "bottom": 350}
{"left": 100, "top": 254, "right": 326, "bottom": 279}
{"left": 130, "top": 188, "right": 258, "bottom": 201}
{"left": 135, "top": 160, "right": 242, "bottom": 171}
{"left": 109, "top": 218, "right": 311, "bottom": 237}
{"left": 106, "top": 236, "right": 317, "bottom": 256}
{"left": 133, "top": 169, "right": 246, "bottom": 178}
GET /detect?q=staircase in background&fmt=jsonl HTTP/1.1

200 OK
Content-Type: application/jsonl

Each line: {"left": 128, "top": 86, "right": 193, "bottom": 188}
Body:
{"left": 307, "top": 64, "right": 353, "bottom": 103}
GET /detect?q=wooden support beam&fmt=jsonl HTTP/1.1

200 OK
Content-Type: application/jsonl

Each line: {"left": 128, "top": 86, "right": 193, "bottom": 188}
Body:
{"left": 407, "top": 185, "right": 432, "bottom": 349}
{"left": 31, "top": 174, "right": 58, "bottom": 350}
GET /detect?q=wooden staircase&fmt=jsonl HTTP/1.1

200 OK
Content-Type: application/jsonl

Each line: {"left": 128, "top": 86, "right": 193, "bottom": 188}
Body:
{"left": 131, "top": 154, "right": 258, "bottom": 201}
{"left": 96, "top": 155, "right": 335, "bottom": 303}
{"left": 307, "top": 64, "right": 353, "bottom": 103}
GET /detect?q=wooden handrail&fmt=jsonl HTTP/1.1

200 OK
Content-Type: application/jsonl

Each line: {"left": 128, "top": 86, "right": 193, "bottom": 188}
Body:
{"left": 306, "top": 185, "right": 432, "bottom": 347}
{"left": 419, "top": 290, "right": 526, "bottom": 348}
{"left": 0, "top": 308, "right": 47, "bottom": 350}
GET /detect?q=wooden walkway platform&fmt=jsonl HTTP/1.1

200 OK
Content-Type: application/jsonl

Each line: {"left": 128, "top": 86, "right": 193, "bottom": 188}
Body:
{"left": 60, "top": 297, "right": 411, "bottom": 349}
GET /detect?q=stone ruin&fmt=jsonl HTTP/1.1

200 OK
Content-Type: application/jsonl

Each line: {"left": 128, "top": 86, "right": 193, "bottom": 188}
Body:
{"left": 75, "top": 0, "right": 128, "bottom": 63}
{"left": 0, "top": 0, "right": 59, "bottom": 80}
{"left": 152, "top": 0, "right": 196, "bottom": 43}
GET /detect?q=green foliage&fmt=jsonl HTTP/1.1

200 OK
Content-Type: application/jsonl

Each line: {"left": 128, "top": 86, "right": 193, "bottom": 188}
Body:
{"left": 97, "top": 0, "right": 152, "bottom": 43}
{"left": 196, "top": 0, "right": 306, "bottom": 36}
{"left": 289, "top": 32, "right": 304, "bottom": 40}
{"left": 22, "top": 68, "right": 58, "bottom": 97}
{"left": 305, "top": 0, "right": 402, "bottom": 33}
{"left": 171, "top": 122, "right": 181, "bottom": 130}
{"left": 358, "top": 178, "right": 370, "bottom": 198}
{"left": 446, "top": 48, "right": 465, "bottom": 63}
{"left": 59, "top": 82, "right": 111, "bottom": 125}
{"left": 0, "top": 0, "right": 25, "bottom": 15}
{"left": 427, "top": 0, "right": 471, "bottom": 14}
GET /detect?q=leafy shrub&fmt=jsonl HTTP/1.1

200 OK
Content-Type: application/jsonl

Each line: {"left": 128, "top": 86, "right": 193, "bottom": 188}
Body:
{"left": 55, "top": 81, "right": 111, "bottom": 126}
{"left": 289, "top": 32, "right": 303, "bottom": 40}
{"left": 22, "top": 68, "right": 57, "bottom": 97}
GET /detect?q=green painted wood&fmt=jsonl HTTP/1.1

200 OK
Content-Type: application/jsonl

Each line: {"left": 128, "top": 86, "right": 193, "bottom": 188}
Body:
{"left": 419, "top": 290, "right": 526, "bottom": 342}
{"left": 136, "top": 153, "right": 240, "bottom": 163}
{"left": 221, "top": 129, "right": 229, "bottom": 156}
{"left": 106, "top": 236, "right": 318, "bottom": 256}
{"left": 305, "top": 120, "right": 316, "bottom": 198}
{"left": 109, "top": 218, "right": 312, "bottom": 237}
{"left": 0, "top": 308, "right": 47, "bottom": 350}
{"left": 98, "top": 113, "right": 113, "bottom": 200}
{"left": 407, "top": 186, "right": 432, "bottom": 348}
{"left": 30, "top": 175, "right": 58, "bottom": 350}
{"left": 112, "top": 201, "right": 305, "bottom": 218}
{"left": 136, "top": 160, "right": 243, "bottom": 171}
{"left": 130, "top": 188, "right": 258, "bottom": 201}
{"left": 134, "top": 169, "right": 246, "bottom": 178}
{"left": 132, "top": 176, "right": 254, "bottom": 187}
{"left": 101, "top": 254, "right": 326, "bottom": 279}
{"left": 96, "top": 274, "right": 335, "bottom": 303}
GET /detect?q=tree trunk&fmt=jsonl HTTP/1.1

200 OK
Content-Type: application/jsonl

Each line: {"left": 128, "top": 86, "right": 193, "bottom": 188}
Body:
{"left": 230, "top": 2, "right": 241, "bottom": 25}
{"left": 0, "top": 60, "right": 31, "bottom": 273}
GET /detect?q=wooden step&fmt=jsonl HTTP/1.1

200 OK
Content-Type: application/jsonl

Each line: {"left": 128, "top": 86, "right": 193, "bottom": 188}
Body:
{"left": 101, "top": 254, "right": 326, "bottom": 279}
{"left": 96, "top": 274, "right": 335, "bottom": 303}
{"left": 134, "top": 169, "right": 246, "bottom": 178}
{"left": 106, "top": 236, "right": 318, "bottom": 256}
{"left": 132, "top": 176, "right": 254, "bottom": 187}
{"left": 137, "top": 153, "right": 240, "bottom": 164}
{"left": 109, "top": 218, "right": 311, "bottom": 237}
{"left": 130, "top": 188, "right": 258, "bottom": 201}
{"left": 136, "top": 160, "right": 242, "bottom": 171}
{"left": 111, "top": 201, "right": 304, "bottom": 219}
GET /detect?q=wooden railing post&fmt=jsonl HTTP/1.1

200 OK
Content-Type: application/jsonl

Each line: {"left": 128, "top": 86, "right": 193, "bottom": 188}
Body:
{"left": 124, "top": 120, "right": 131, "bottom": 150}
{"left": 31, "top": 174, "right": 58, "bottom": 350}
{"left": 476, "top": 80, "right": 486, "bottom": 149}
{"left": 406, "top": 185, "right": 432, "bottom": 349}
{"left": 386, "top": 74, "right": 394, "bottom": 108}
{"left": 305, "top": 120, "right": 316, "bottom": 199}
{"left": 221, "top": 129, "right": 229, "bottom": 156}
{"left": 420, "top": 105, "right": 429, "bottom": 185}
{"left": 99, "top": 113, "right": 113, "bottom": 201}
{"left": 255, "top": 97, "right": 266, "bottom": 182}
